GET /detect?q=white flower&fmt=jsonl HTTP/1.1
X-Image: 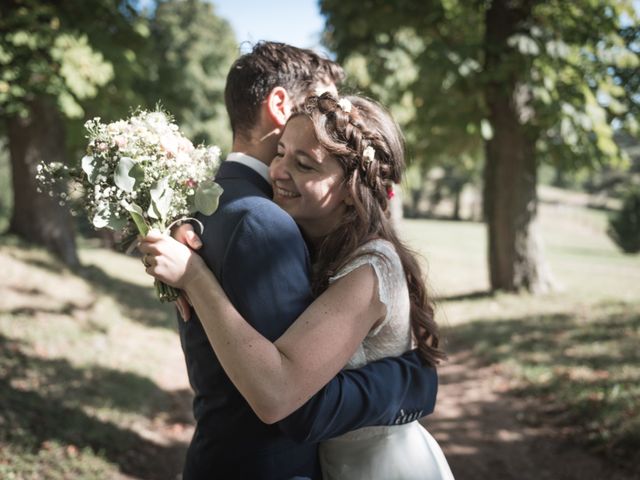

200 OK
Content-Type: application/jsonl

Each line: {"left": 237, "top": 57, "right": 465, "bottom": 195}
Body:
{"left": 337, "top": 98, "right": 352, "bottom": 113}
{"left": 362, "top": 145, "right": 375, "bottom": 164}
{"left": 314, "top": 85, "right": 333, "bottom": 97}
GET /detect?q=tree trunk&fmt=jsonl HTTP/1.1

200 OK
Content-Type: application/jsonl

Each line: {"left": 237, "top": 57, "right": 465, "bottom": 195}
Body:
{"left": 8, "top": 97, "right": 79, "bottom": 268}
{"left": 452, "top": 185, "right": 462, "bottom": 221}
{"left": 483, "top": 0, "right": 554, "bottom": 293}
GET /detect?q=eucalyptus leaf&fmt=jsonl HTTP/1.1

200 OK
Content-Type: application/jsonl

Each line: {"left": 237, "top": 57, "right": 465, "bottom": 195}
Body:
{"left": 121, "top": 200, "right": 149, "bottom": 236}
{"left": 107, "top": 208, "right": 128, "bottom": 231}
{"left": 148, "top": 178, "right": 173, "bottom": 223}
{"left": 114, "top": 157, "right": 143, "bottom": 193}
{"left": 81, "top": 155, "right": 100, "bottom": 184}
{"left": 194, "top": 180, "right": 223, "bottom": 215}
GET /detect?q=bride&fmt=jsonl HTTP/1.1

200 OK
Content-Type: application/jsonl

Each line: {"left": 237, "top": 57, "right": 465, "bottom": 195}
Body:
{"left": 140, "top": 92, "right": 454, "bottom": 479}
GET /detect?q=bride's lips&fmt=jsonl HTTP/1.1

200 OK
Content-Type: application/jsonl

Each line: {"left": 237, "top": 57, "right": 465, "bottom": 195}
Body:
{"left": 274, "top": 185, "right": 300, "bottom": 199}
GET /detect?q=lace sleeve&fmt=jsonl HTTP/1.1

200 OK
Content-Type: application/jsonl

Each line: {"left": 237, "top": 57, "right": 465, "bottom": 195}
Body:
{"left": 328, "top": 239, "right": 404, "bottom": 336}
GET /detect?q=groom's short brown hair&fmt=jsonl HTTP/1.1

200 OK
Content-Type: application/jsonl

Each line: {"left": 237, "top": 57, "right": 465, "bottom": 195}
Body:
{"left": 224, "top": 41, "right": 344, "bottom": 139}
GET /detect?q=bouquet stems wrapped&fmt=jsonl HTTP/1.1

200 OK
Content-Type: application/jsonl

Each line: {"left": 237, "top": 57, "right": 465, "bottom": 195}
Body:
{"left": 38, "top": 109, "right": 223, "bottom": 302}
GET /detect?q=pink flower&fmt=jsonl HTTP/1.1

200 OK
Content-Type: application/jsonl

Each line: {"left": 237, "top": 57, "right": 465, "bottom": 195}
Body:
{"left": 185, "top": 178, "right": 198, "bottom": 188}
{"left": 179, "top": 137, "right": 194, "bottom": 153}
{"left": 114, "top": 136, "right": 127, "bottom": 149}
{"left": 386, "top": 184, "right": 395, "bottom": 200}
{"left": 160, "top": 135, "right": 179, "bottom": 156}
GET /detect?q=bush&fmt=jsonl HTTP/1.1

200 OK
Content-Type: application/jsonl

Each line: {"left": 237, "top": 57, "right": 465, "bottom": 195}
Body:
{"left": 608, "top": 187, "right": 640, "bottom": 254}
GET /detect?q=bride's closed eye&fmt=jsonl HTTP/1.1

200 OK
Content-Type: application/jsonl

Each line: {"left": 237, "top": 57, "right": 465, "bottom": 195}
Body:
{"left": 296, "top": 159, "right": 314, "bottom": 172}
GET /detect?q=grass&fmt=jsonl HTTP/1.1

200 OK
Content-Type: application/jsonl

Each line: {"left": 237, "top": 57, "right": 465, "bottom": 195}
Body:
{"left": 0, "top": 192, "right": 638, "bottom": 477}
{"left": 400, "top": 200, "right": 640, "bottom": 467}
{"left": 0, "top": 237, "right": 190, "bottom": 480}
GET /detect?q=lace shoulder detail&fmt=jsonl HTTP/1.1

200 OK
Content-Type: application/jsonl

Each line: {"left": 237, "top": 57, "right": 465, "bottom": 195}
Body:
{"left": 328, "top": 239, "right": 404, "bottom": 336}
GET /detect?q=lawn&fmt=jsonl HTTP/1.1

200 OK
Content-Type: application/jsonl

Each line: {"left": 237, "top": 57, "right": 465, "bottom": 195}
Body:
{"left": 401, "top": 200, "right": 640, "bottom": 466}
{"left": 0, "top": 195, "right": 638, "bottom": 477}
{"left": 0, "top": 237, "right": 191, "bottom": 480}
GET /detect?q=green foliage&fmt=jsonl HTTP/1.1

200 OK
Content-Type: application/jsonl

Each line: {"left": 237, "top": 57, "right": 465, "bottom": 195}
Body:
{"left": 321, "top": 0, "right": 640, "bottom": 172}
{"left": 141, "top": 0, "right": 237, "bottom": 151}
{"left": 608, "top": 187, "right": 640, "bottom": 253}
{"left": 0, "top": 0, "right": 146, "bottom": 120}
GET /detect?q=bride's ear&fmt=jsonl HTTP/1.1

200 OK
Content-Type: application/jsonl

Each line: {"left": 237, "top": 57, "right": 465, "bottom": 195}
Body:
{"left": 266, "top": 87, "right": 292, "bottom": 128}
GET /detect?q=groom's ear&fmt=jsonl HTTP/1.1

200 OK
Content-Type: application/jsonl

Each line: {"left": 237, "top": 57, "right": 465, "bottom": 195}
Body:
{"left": 265, "top": 87, "right": 292, "bottom": 128}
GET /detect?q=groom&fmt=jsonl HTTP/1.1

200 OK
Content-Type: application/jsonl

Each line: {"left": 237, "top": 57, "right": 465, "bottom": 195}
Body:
{"left": 174, "top": 42, "right": 438, "bottom": 479}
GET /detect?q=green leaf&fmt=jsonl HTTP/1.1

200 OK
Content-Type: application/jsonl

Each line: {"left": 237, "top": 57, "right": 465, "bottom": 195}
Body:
{"left": 107, "top": 209, "right": 128, "bottom": 231}
{"left": 81, "top": 155, "right": 100, "bottom": 184}
{"left": 194, "top": 180, "right": 223, "bottom": 215}
{"left": 113, "top": 157, "right": 143, "bottom": 193}
{"left": 148, "top": 178, "right": 174, "bottom": 223}
{"left": 121, "top": 200, "right": 149, "bottom": 236}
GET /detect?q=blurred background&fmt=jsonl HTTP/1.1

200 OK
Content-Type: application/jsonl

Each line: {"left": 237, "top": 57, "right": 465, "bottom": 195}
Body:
{"left": 1, "top": 0, "right": 639, "bottom": 479}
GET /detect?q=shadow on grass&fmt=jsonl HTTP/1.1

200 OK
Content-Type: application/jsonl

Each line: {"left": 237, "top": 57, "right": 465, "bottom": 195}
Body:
{"left": 447, "top": 303, "right": 640, "bottom": 466}
{"left": 435, "top": 290, "right": 495, "bottom": 302}
{"left": 0, "top": 334, "right": 192, "bottom": 479}
{"left": 1, "top": 235, "right": 176, "bottom": 330}
{"left": 77, "top": 264, "right": 177, "bottom": 330}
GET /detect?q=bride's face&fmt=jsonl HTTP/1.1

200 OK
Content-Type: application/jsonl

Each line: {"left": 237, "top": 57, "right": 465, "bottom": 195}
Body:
{"left": 270, "top": 116, "right": 350, "bottom": 238}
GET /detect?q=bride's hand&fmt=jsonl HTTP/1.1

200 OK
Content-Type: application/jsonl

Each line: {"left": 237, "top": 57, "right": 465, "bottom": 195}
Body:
{"left": 139, "top": 229, "right": 205, "bottom": 289}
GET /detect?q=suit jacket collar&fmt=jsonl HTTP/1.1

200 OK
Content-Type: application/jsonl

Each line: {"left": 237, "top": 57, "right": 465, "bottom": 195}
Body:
{"left": 216, "top": 160, "right": 273, "bottom": 198}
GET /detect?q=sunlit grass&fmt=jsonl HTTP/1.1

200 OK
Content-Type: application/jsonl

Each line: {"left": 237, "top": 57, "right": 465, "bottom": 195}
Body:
{"left": 0, "top": 190, "right": 638, "bottom": 476}
{"left": 0, "top": 237, "right": 188, "bottom": 479}
{"left": 399, "top": 203, "right": 640, "bottom": 465}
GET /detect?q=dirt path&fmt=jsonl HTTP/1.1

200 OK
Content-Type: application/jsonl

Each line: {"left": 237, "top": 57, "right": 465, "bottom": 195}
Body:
{"left": 426, "top": 350, "right": 636, "bottom": 480}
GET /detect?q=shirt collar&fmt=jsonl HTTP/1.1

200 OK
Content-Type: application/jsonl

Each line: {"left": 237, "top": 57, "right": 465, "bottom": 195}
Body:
{"left": 225, "top": 152, "right": 270, "bottom": 184}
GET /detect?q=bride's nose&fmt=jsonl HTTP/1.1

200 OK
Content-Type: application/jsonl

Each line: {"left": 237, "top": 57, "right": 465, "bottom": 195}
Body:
{"left": 269, "top": 155, "right": 291, "bottom": 181}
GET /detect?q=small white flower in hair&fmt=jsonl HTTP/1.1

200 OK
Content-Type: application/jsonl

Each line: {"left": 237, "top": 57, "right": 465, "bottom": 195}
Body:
{"left": 362, "top": 145, "right": 375, "bottom": 164}
{"left": 337, "top": 98, "right": 352, "bottom": 113}
{"left": 314, "top": 85, "right": 332, "bottom": 96}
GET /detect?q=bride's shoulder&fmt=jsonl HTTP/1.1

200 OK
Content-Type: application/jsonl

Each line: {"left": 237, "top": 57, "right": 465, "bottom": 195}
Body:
{"left": 356, "top": 238, "right": 401, "bottom": 264}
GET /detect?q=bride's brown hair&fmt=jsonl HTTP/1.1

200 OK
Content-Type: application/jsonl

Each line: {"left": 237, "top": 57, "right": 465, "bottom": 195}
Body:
{"left": 295, "top": 93, "right": 446, "bottom": 367}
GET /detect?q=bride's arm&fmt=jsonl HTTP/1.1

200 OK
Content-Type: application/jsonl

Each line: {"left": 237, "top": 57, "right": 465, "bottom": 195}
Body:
{"left": 140, "top": 230, "right": 386, "bottom": 423}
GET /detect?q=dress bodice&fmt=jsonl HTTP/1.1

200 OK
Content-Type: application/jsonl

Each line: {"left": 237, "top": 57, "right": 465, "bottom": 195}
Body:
{"left": 320, "top": 241, "right": 455, "bottom": 479}
{"left": 329, "top": 238, "right": 413, "bottom": 370}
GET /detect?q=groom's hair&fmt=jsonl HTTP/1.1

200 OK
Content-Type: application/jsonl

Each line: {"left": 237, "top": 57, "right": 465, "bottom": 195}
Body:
{"left": 224, "top": 41, "right": 344, "bottom": 139}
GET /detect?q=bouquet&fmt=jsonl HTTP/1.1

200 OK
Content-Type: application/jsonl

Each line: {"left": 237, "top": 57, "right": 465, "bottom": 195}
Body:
{"left": 37, "top": 109, "right": 223, "bottom": 302}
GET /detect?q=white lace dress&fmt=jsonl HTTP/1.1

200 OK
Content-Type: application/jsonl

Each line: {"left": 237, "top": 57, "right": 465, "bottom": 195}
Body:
{"left": 318, "top": 239, "right": 454, "bottom": 480}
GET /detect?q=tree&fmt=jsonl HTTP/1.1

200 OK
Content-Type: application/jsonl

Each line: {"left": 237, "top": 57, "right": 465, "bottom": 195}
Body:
{"left": 321, "top": 0, "right": 639, "bottom": 292}
{"left": 0, "top": 0, "right": 147, "bottom": 266}
{"left": 142, "top": 0, "right": 237, "bottom": 150}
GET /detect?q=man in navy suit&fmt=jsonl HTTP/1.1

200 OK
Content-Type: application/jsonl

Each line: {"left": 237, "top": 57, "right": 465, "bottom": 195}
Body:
{"left": 174, "top": 41, "right": 439, "bottom": 479}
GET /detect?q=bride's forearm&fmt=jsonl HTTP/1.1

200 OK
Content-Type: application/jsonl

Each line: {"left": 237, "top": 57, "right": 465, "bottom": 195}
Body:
{"left": 183, "top": 266, "right": 300, "bottom": 423}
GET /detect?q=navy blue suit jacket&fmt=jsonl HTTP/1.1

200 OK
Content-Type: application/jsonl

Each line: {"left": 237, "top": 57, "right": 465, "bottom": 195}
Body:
{"left": 179, "top": 161, "right": 438, "bottom": 480}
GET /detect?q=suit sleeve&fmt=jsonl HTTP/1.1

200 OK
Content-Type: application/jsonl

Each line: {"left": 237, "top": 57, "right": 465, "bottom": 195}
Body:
{"left": 278, "top": 351, "right": 438, "bottom": 443}
{"left": 221, "top": 205, "right": 438, "bottom": 443}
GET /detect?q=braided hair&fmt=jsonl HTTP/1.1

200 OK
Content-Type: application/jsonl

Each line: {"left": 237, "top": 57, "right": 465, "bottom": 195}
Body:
{"left": 294, "top": 93, "right": 446, "bottom": 367}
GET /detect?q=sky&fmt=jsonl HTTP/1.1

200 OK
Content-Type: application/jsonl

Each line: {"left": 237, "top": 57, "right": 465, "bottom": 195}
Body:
{"left": 211, "top": 0, "right": 328, "bottom": 53}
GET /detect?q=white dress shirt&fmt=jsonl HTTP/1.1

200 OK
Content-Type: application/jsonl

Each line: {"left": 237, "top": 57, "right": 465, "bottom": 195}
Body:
{"left": 225, "top": 152, "right": 270, "bottom": 184}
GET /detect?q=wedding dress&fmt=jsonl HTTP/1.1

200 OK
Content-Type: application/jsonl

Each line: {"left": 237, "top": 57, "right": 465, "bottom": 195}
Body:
{"left": 319, "top": 239, "right": 454, "bottom": 480}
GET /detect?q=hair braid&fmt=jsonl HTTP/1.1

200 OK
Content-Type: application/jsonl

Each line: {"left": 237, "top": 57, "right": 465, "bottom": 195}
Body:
{"left": 294, "top": 93, "right": 446, "bottom": 367}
